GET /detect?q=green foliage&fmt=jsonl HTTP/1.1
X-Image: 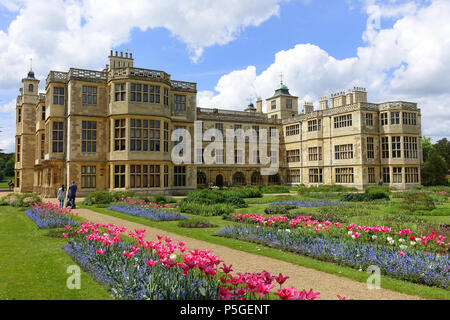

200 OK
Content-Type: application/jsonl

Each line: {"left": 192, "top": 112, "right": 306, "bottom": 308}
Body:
{"left": 224, "top": 196, "right": 248, "bottom": 208}
{"left": 110, "top": 190, "right": 136, "bottom": 202}
{"left": 296, "top": 185, "right": 357, "bottom": 195}
{"left": 286, "top": 211, "right": 347, "bottom": 223}
{"left": 264, "top": 204, "right": 297, "bottom": 215}
{"left": 152, "top": 195, "right": 177, "bottom": 204}
{"left": 227, "top": 187, "right": 263, "bottom": 198}
{"left": 184, "top": 188, "right": 251, "bottom": 208}
{"left": 260, "top": 185, "right": 291, "bottom": 194}
{"left": 317, "top": 204, "right": 370, "bottom": 218}
{"left": 434, "top": 138, "right": 450, "bottom": 169}
{"left": 83, "top": 191, "right": 113, "bottom": 205}
{"left": 399, "top": 192, "right": 436, "bottom": 212}
{"left": 340, "top": 191, "right": 389, "bottom": 202}
{"left": 179, "top": 202, "right": 234, "bottom": 216}
{"left": 0, "top": 153, "right": 15, "bottom": 179}
{"left": 422, "top": 151, "right": 448, "bottom": 186}
{"left": 0, "top": 193, "right": 41, "bottom": 207}
{"left": 365, "top": 185, "right": 391, "bottom": 194}
{"left": 177, "top": 218, "right": 218, "bottom": 228}
{"left": 422, "top": 136, "right": 433, "bottom": 162}
{"left": 83, "top": 190, "right": 137, "bottom": 205}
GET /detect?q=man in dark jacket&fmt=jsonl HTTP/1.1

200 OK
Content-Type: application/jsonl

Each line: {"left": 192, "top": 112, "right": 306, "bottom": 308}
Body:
{"left": 67, "top": 181, "right": 77, "bottom": 209}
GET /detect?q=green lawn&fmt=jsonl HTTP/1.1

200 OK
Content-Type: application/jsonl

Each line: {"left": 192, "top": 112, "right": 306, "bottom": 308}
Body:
{"left": 0, "top": 206, "right": 112, "bottom": 300}
{"left": 0, "top": 176, "right": 14, "bottom": 190}
{"left": 80, "top": 200, "right": 450, "bottom": 300}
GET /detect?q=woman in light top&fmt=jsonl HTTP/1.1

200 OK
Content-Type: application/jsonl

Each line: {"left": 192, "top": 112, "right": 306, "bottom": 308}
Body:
{"left": 57, "top": 185, "right": 66, "bottom": 208}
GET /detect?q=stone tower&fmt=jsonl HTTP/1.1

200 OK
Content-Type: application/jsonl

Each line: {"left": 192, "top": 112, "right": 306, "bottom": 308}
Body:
{"left": 15, "top": 67, "right": 39, "bottom": 192}
{"left": 266, "top": 76, "right": 298, "bottom": 119}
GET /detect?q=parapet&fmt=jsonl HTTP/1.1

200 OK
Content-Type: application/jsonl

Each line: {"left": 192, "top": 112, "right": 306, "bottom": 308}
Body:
{"left": 329, "top": 87, "right": 367, "bottom": 108}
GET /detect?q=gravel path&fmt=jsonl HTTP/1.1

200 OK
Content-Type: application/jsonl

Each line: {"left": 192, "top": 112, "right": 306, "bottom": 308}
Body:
{"left": 54, "top": 201, "right": 421, "bottom": 300}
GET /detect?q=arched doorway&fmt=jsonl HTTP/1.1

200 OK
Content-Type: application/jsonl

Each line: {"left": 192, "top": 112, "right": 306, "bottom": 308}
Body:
{"left": 232, "top": 172, "right": 246, "bottom": 185}
{"left": 216, "top": 174, "right": 224, "bottom": 187}
{"left": 251, "top": 172, "right": 263, "bottom": 185}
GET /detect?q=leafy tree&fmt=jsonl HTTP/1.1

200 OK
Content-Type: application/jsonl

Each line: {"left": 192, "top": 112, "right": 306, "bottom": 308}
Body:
{"left": 421, "top": 150, "right": 448, "bottom": 186}
{"left": 422, "top": 137, "right": 433, "bottom": 162}
{"left": 434, "top": 138, "right": 450, "bottom": 168}
{"left": 0, "top": 153, "right": 15, "bottom": 179}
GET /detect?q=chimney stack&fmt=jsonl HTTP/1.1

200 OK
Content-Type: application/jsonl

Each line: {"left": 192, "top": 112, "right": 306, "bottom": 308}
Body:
{"left": 256, "top": 97, "right": 263, "bottom": 113}
{"left": 319, "top": 96, "right": 328, "bottom": 110}
{"left": 303, "top": 102, "right": 314, "bottom": 114}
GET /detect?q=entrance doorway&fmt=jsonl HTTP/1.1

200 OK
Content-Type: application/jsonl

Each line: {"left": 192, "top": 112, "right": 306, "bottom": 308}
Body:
{"left": 216, "top": 174, "right": 224, "bottom": 187}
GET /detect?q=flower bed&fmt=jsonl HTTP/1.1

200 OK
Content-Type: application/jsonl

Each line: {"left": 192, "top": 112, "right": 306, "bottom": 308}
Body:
{"left": 227, "top": 214, "right": 449, "bottom": 255}
{"left": 108, "top": 200, "right": 187, "bottom": 221}
{"left": 25, "top": 202, "right": 78, "bottom": 228}
{"left": 269, "top": 200, "right": 347, "bottom": 207}
{"left": 62, "top": 222, "right": 331, "bottom": 300}
{"left": 217, "top": 225, "right": 450, "bottom": 289}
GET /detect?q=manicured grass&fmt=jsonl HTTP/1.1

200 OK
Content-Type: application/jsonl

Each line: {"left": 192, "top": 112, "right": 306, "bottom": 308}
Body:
{"left": 0, "top": 206, "right": 112, "bottom": 300}
{"left": 0, "top": 176, "right": 14, "bottom": 190}
{"left": 80, "top": 203, "right": 450, "bottom": 300}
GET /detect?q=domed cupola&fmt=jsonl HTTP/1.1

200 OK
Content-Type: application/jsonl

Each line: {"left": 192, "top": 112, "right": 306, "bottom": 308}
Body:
{"left": 245, "top": 102, "right": 256, "bottom": 112}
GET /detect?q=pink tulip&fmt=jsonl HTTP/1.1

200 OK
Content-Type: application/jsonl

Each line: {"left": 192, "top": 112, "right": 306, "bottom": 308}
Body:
{"left": 145, "top": 259, "right": 158, "bottom": 267}
{"left": 220, "top": 264, "right": 233, "bottom": 274}
{"left": 275, "top": 273, "right": 289, "bottom": 286}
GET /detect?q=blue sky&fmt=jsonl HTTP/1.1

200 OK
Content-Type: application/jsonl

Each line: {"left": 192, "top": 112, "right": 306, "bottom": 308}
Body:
{"left": 116, "top": 0, "right": 368, "bottom": 91}
{"left": 0, "top": 0, "right": 449, "bottom": 153}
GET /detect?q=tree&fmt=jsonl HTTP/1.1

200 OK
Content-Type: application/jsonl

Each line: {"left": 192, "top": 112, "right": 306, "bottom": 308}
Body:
{"left": 421, "top": 150, "right": 448, "bottom": 186}
{"left": 434, "top": 138, "right": 450, "bottom": 169}
{"left": 0, "top": 153, "right": 15, "bottom": 180}
{"left": 422, "top": 137, "right": 433, "bottom": 162}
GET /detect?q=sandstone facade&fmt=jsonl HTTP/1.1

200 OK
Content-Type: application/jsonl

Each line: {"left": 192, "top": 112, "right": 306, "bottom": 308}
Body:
{"left": 15, "top": 52, "right": 422, "bottom": 196}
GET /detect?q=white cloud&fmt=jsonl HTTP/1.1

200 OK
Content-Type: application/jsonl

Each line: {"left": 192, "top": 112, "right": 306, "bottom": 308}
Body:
{"left": 0, "top": 0, "right": 284, "bottom": 91}
{"left": 198, "top": 0, "right": 450, "bottom": 139}
{"left": 0, "top": 99, "right": 16, "bottom": 153}
{"left": 0, "top": 98, "right": 16, "bottom": 113}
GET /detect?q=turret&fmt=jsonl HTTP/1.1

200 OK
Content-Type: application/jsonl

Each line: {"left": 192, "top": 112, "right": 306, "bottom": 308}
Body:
{"left": 266, "top": 73, "right": 298, "bottom": 119}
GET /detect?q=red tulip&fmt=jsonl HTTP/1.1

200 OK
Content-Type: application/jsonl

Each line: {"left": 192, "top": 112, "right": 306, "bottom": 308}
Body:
{"left": 220, "top": 264, "right": 233, "bottom": 274}
{"left": 145, "top": 259, "right": 158, "bottom": 267}
{"left": 275, "top": 273, "right": 289, "bottom": 286}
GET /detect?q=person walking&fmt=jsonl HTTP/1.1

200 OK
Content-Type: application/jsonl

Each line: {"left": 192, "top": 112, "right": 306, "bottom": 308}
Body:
{"left": 57, "top": 185, "right": 66, "bottom": 208}
{"left": 67, "top": 181, "right": 77, "bottom": 209}
{"left": 8, "top": 180, "right": 13, "bottom": 191}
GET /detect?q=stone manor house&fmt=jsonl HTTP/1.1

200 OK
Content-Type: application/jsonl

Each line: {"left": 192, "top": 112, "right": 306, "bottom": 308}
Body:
{"left": 14, "top": 51, "right": 422, "bottom": 196}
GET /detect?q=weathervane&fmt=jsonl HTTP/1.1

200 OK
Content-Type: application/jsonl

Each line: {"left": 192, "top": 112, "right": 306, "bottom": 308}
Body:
{"left": 280, "top": 72, "right": 283, "bottom": 84}
{"left": 30, "top": 58, "right": 33, "bottom": 71}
